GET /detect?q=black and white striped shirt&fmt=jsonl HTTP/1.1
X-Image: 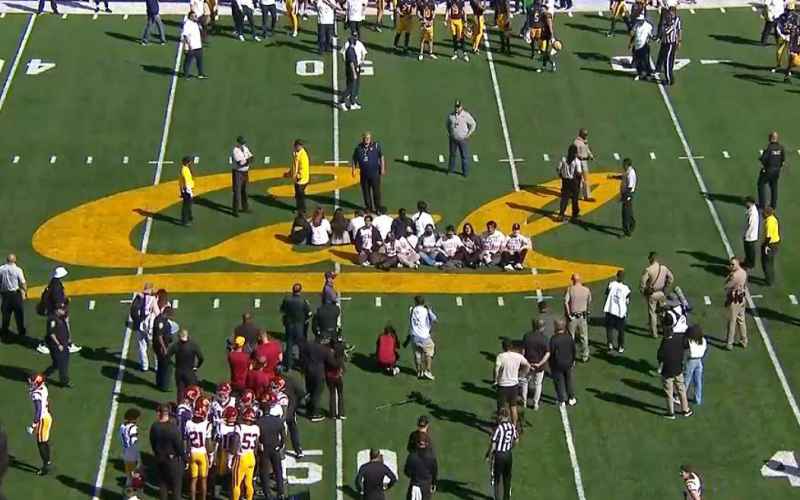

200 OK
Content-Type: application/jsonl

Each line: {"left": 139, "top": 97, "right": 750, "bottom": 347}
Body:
{"left": 490, "top": 422, "right": 518, "bottom": 453}
{"left": 661, "top": 15, "right": 681, "bottom": 44}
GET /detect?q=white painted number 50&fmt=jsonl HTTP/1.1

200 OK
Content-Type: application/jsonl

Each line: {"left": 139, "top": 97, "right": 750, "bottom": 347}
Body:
{"left": 296, "top": 60, "right": 324, "bottom": 77}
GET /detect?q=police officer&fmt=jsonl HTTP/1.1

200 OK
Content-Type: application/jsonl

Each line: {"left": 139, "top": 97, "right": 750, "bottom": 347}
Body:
{"left": 619, "top": 158, "right": 637, "bottom": 237}
{"left": 724, "top": 258, "right": 748, "bottom": 350}
{"left": 557, "top": 144, "right": 582, "bottom": 221}
{"left": 656, "top": 6, "right": 682, "bottom": 86}
{"left": 280, "top": 283, "right": 312, "bottom": 371}
{"left": 312, "top": 301, "right": 340, "bottom": 340}
{"left": 152, "top": 306, "right": 177, "bottom": 392}
{"left": 43, "top": 308, "right": 71, "bottom": 388}
{"left": 149, "top": 404, "right": 184, "bottom": 500}
{"left": 564, "top": 273, "right": 592, "bottom": 362}
{"left": 640, "top": 252, "right": 674, "bottom": 338}
{"left": 351, "top": 132, "right": 386, "bottom": 213}
{"left": 757, "top": 131, "right": 786, "bottom": 210}
{"left": 256, "top": 405, "right": 286, "bottom": 500}
{"left": 0, "top": 254, "right": 27, "bottom": 337}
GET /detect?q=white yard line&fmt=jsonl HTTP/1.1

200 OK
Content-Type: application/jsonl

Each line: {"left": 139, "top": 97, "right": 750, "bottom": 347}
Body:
{"left": 655, "top": 79, "right": 800, "bottom": 428}
{"left": 0, "top": 14, "right": 35, "bottom": 114}
{"left": 560, "top": 407, "right": 588, "bottom": 500}
{"left": 483, "top": 37, "right": 519, "bottom": 191}
{"left": 90, "top": 41, "right": 183, "bottom": 500}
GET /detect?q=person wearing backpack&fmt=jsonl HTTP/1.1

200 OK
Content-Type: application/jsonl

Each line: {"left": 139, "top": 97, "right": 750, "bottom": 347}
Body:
{"left": 130, "top": 284, "right": 163, "bottom": 372}
{"left": 36, "top": 267, "right": 76, "bottom": 355}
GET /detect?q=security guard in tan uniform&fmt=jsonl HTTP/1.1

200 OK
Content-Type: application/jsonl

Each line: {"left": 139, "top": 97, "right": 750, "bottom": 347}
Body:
{"left": 640, "top": 252, "right": 674, "bottom": 338}
{"left": 564, "top": 273, "right": 592, "bottom": 362}
{"left": 725, "top": 257, "right": 748, "bottom": 350}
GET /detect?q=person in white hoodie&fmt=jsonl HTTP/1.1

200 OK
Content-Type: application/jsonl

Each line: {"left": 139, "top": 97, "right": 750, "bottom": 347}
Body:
{"left": 742, "top": 196, "right": 759, "bottom": 270}
{"left": 603, "top": 270, "right": 631, "bottom": 353}
{"left": 404, "top": 296, "right": 438, "bottom": 380}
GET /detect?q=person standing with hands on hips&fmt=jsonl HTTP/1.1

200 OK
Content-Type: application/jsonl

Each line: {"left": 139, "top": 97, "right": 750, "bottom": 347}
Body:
{"left": 287, "top": 139, "right": 310, "bottom": 213}
{"left": 231, "top": 136, "right": 253, "bottom": 217}
{"left": 352, "top": 132, "right": 386, "bottom": 212}
{"left": 179, "top": 156, "right": 195, "bottom": 226}
{"left": 757, "top": 131, "right": 786, "bottom": 210}
{"left": 446, "top": 100, "right": 477, "bottom": 177}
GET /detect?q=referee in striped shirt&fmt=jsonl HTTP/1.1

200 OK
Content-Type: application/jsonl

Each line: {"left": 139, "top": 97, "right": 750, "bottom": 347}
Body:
{"left": 656, "top": 6, "right": 682, "bottom": 86}
{"left": 485, "top": 408, "right": 517, "bottom": 500}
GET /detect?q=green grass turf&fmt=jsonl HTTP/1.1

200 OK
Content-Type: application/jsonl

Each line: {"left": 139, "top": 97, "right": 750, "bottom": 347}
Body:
{"left": 0, "top": 7, "right": 799, "bottom": 500}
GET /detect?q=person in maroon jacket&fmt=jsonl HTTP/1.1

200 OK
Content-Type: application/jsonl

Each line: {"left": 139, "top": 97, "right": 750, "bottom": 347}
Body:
{"left": 354, "top": 215, "right": 383, "bottom": 266}
{"left": 227, "top": 336, "right": 251, "bottom": 393}
{"left": 245, "top": 356, "right": 273, "bottom": 395}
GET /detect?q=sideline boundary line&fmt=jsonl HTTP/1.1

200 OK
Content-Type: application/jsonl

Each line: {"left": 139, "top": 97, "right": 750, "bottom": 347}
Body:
{"left": 655, "top": 80, "right": 800, "bottom": 428}
{"left": 90, "top": 41, "right": 184, "bottom": 500}
{"left": 0, "top": 13, "right": 35, "bottom": 114}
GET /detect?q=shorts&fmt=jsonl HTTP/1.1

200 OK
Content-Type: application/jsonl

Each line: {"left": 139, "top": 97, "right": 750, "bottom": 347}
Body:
{"left": 497, "top": 385, "right": 520, "bottom": 405}
{"left": 449, "top": 19, "right": 464, "bottom": 38}
{"left": 396, "top": 15, "right": 414, "bottom": 33}
{"left": 414, "top": 339, "right": 435, "bottom": 358}
{"left": 122, "top": 448, "right": 141, "bottom": 471}
{"left": 36, "top": 414, "right": 52, "bottom": 443}
{"left": 190, "top": 450, "right": 209, "bottom": 479}
{"left": 421, "top": 25, "right": 434, "bottom": 41}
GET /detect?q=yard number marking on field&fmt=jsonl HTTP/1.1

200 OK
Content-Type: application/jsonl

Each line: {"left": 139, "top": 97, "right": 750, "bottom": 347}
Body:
{"left": 497, "top": 296, "right": 505, "bottom": 306}
{"left": 49, "top": 155, "right": 56, "bottom": 164}
{"left": 703, "top": 296, "right": 711, "bottom": 305}
{"left": 789, "top": 295, "right": 798, "bottom": 305}
{"left": 212, "top": 298, "right": 220, "bottom": 309}
{"left": 649, "top": 152, "right": 656, "bottom": 160}
{"left": 722, "top": 150, "right": 730, "bottom": 159}
{"left": 438, "top": 154, "right": 445, "bottom": 163}
{"left": 88, "top": 300, "right": 96, "bottom": 311}
{"left": 375, "top": 296, "right": 382, "bottom": 307}
{"left": 762, "top": 451, "right": 800, "bottom": 486}
{"left": 86, "top": 156, "right": 93, "bottom": 165}
{"left": 26, "top": 59, "right": 56, "bottom": 76}
{"left": 254, "top": 298, "right": 261, "bottom": 308}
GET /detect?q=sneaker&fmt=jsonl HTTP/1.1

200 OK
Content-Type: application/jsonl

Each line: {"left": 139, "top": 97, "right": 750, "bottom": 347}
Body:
{"left": 197, "top": 74, "right": 208, "bottom": 79}
{"left": 94, "top": 6, "right": 99, "bottom": 12}
{"left": 634, "top": 75, "right": 640, "bottom": 81}
{"left": 504, "top": 264, "right": 514, "bottom": 271}
{"left": 36, "top": 343, "right": 50, "bottom": 355}
{"left": 451, "top": 53, "right": 458, "bottom": 60}
{"left": 536, "top": 68, "right": 542, "bottom": 73}
{"left": 340, "top": 102, "right": 349, "bottom": 111}
{"left": 350, "top": 103, "right": 362, "bottom": 110}
{"left": 375, "top": 26, "right": 382, "bottom": 32}
{"left": 664, "top": 413, "right": 676, "bottom": 420}
{"left": 567, "top": 398, "right": 577, "bottom": 406}
{"left": 533, "top": 402, "right": 539, "bottom": 411}
{"left": 310, "top": 415, "right": 325, "bottom": 422}
{"left": 430, "top": 53, "right": 438, "bottom": 59}
{"left": 607, "top": 343, "right": 614, "bottom": 351}
{"left": 238, "top": 34, "right": 245, "bottom": 41}
{"left": 68, "top": 344, "right": 82, "bottom": 353}
{"left": 338, "top": 415, "right": 348, "bottom": 420}
{"left": 559, "top": 402, "right": 566, "bottom": 409}
{"left": 392, "top": 367, "right": 400, "bottom": 375}
{"left": 292, "top": 31, "right": 298, "bottom": 37}
{"left": 683, "top": 409, "right": 694, "bottom": 417}
{"left": 295, "top": 449, "right": 304, "bottom": 458}
{"left": 473, "top": 48, "right": 479, "bottom": 54}
{"left": 514, "top": 263, "right": 523, "bottom": 270}
{"left": 140, "top": 40, "right": 148, "bottom": 46}
{"left": 618, "top": 347, "right": 625, "bottom": 353}
{"left": 771, "top": 66, "right": 780, "bottom": 73}
{"left": 105, "top": 7, "right": 112, "bottom": 12}
{"left": 463, "top": 54, "right": 469, "bottom": 62}
{"left": 254, "top": 36, "right": 262, "bottom": 42}
{"left": 418, "top": 54, "right": 424, "bottom": 60}
{"left": 423, "top": 371, "right": 435, "bottom": 380}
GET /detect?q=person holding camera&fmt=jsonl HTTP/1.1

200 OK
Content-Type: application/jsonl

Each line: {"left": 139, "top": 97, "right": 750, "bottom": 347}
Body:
{"left": 724, "top": 257, "right": 748, "bottom": 350}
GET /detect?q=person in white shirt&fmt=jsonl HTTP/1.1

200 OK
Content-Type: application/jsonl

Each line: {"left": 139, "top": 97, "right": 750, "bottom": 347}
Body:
{"left": 260, "top": 0, "right": 278, "bottom": 37}
{"left": 346, "top": 0, "right": 366, "bottom": 37}
{"left": 480, "top": 220, "right": 506, "bottom": 266}
{"left": 743, "top": 196, "right": 759, "bottom": 269}
{"left": 0, "top": 253, "right": 27, "bottom": 337}
{"left": 417, "top": 224, "right": 442, "bottom": 267}
{"left": 618, "top": 158, "right": 637, "bottom": 236}
{"left": 355, "top": 215, "right": 383, "bottom": 265}
{"left": 603, "top": 270, "right": 630, "bottom": 353}
{"left": 181, "top": 12, "right": 207, "bottom": 78}
{"left": 761, "top": 0, "right": 785, "bottom": 45}
{"left": 309, "top": 207, "right": 332, "bottom": 245}
{"left": 500, "top": 223, "right": 531, "bottom": 271}
{"left": 495, "top": 339, "right": 530, "bottom": 429}
{"left": 395, "top": 232, "right": 421, "bottom": 268}
{"left": 236, "top": 0, "right": 261, "bottom": 41}
{"left": 372, "top": 206, "right": 394, "bottom": 240}
{"left": 437, "top": 225, "right": 464, "bottom": 267}
{"left": 317, "top": 0, "right": 338, "bottom": 51}
{"left": 411, "top": 200, "right": 435, "bottom": 236}
{"left": 119, "top": 408, "right": 141, "bottom": 489}
{"left": 231, "top": 136, "right": 253, "bottom": 217}
{"left": 629, "top": 15, "right": 654, "bottom": 81}
{"left": 684, "top": 325, "right": 707, "bottom": 406}
{"left": 680, "top": 464, "right": 703, "bottom": 500}
{"left": 405, "top": 296, "right": 438, "bottom": 379}
{"left": 347, "top": 209, "right": 366, "bottom": 240}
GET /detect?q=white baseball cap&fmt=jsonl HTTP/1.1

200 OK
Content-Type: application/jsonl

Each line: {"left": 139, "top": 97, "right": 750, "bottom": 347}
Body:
{"left": 53, "top": 266, "right": 68, "bottom": 279}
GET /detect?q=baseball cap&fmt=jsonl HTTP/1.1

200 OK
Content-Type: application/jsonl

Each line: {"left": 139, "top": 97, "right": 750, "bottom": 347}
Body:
{"left": 236, "top": 135, "right": 246, "bottom": 145}
{"left": 234, "top": 336, "right": 245, "bottom": 347}
{"left": 53, "top": 266, "right": 68, "bottom": 279}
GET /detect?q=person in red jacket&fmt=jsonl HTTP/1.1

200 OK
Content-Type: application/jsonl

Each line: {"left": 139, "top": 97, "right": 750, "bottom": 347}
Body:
{"left": 245, "top": 356, "right": 272, "bottom": 395}
{"left": 227, "top": 336, "right": 250, "bottom": 392}
{"left": 252, "top": 330, "right": 283, "bottom": 375}
{"left": 376, "top": 325, "right": 400, "bottom": 376}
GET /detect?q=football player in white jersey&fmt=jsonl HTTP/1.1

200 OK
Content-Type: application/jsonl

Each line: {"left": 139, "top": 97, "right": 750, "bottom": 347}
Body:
{"left": 28, "top": 373, "right": 53, "bottom": 476}
{"left": 119, "top": 408, "right": 142, "bottom": 490}
{"left": 230, "top": 408, "right": 261, "bottom": 500}
{"left": 185, "top": 402, "right": 213, "bottom": 500}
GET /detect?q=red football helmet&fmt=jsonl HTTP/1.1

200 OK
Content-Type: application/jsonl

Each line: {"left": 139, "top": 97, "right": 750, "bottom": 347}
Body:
{"left": 241, "top": 407, "right": 257, "bottom": 423}
{"left": 256, "top": 387, "right": 271, "bottom": 403}
{"left": 222, "top": 406, "right": 238, "bottom": 423}
{"left": 270, "top": 376, "right": 286, "bottom": 392}
{"left": 216, "top": 382, "right": 232, "bottom": 398}
{"left": 239, "top": 389, "right": 255, "bottom": 406}
{"left": 28, "top": 373, "right": 46, "bottom": 390}
{"left": 194, "top": 397, "right": 211, "bottom": 418}
{"left": 184, "top": 385, "right": 201, "bottom": 402}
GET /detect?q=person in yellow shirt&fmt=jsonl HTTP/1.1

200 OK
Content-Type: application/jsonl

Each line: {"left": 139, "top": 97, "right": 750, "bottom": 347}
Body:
{"left": 286, "top": 140, "right": 310, "bottom": 212}
{"left": 762, "top": 206, "right": 780, "bottom": 286}
{"left": 179, "top": 156, "right": 195, "bottom": 227}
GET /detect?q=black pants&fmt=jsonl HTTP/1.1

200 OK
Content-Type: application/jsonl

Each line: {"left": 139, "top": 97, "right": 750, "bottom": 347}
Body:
{"left": 761, "top": 19, "right": 776, "bottom": 44}
{"left": 757, "top": 169, "right": 780, "bottom": 209}
{"left": 343, "top": 73, "right": 360, "bottom": 106}
{"left": 37, "top": 0, "right": 58, "bottom": 13}
{"left": 294, "top": 183, "right": 307, "bottom": 213}
{"left": 175, "top": 369, "right": 198, "bottom": 400}
{"left": 632, "top": 44, "right": 652, "bottom": 77}
{"left": 155, "top": 353, "right": 171, "bottom": 391}
{"left": 44, "top": 347, "right": 69, "bottom": 385}
{"left": 318, "top": 23, "right": 334, "bottom": 52}
{"left": 762, "top": 243, "right": 778, "bottom": 286}
{"left": 622, "top": 195, "right": 635, "bottom": 235}
{"left": 360, "top": 174, "right": 381, "bottom": 211}
{"left": 1, "top": 290, "right": 25, "bottom": 335}
{"left": 284, "top": 322, "right": 306, "bottom": 371}
{"left": 261, "top": 4, "right": 277, "bottom": 35}
{"left": 744, "top": 240, "right": 757, "bottom": 269}
{"left": 349, "top": 20, "right": 361, "bottom": 37}
{"left": 232, "top": 170, "right": 249, "bottom": 214}
{"left": 492, "top": 451, "right": 513, "bottom": 500}
{"left": 183, "top": 48, "right": 204, "bottom": 77}
{"left": 305, "top": 372, "right": 325, "bottom": 417}
{"left": 258, "top": 449, "right": 285, "bottom": 499}
{"left": 605, "top": 313, "right": 625, "bottom": 349}
{"left": 558, "top": 177, "right": 580, "bottom": 218}
{"left": 551, "top": 367, "right": 574, "bottom": 403}
{"left": 242, "top": 5, "right": 258, "bottom": 37}
{"left": 406, "top": 482, "right": 433, "bottom": 500}
{"left": 94, "top": 0, "right": 109, "bottom": 9}
{"left": 156, "top": 457, "right": 183, "bottom": 500}
{"left": 656, "top": 42, "right": 677, "bottom": 85}
{"left": 286, "top": 410, "right": 302, "bottom": 452}
{"left": 181, "top": 192, "right": 193, "bottom": 225}
{"left": 231, "top": 0, "right": 244, "bottom": 34}
{"left": 327, "top": 376, "right": 344, "bottom": 417}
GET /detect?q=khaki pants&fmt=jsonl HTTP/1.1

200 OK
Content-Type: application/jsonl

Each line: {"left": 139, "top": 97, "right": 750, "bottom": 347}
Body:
{"left": 579, "top": 161, "right": 591, "bottom": 199}
{"left": 726, "top": 300, "right": 748, "bottom": 348}
{"left": 662, "top": 373, "right": 689, "bottom": 415}
{"left": 568, "top": 315, "right": 589, "bottom": 361}
{"left": 646, "top": 291, "right": 666, "bottom": 337}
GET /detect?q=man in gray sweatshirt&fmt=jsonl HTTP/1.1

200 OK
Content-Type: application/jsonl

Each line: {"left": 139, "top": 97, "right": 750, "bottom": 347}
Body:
{"left": 445, "top": 100, "right": 477, "bottom": 177}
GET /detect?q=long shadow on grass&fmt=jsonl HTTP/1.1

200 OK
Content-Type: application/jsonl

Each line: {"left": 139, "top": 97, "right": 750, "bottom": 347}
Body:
{"left": 293, "top": 92, "right": 334, "bottom": 107}
{"left": 56, "top": 474, "right": 118, "bottom": 499}
{"left": 564, "top": 22, "right": 608, "bottom": 35}
{"left": 706, "top": 192, "right": 745, "bottom": 206}
{"left": 142, "top": 64, "right": 178, "bottom": 77}
{"left": 751, "top": 306, "right": 800, "bottom": 327}
{"left": 134, "top": 208, "right": 183, "bottom": 226}
{"left": 733, "top": 73, "right": 777, "bottom": 86}
{"left": 408, "top": 391, "right": 492, "bottom": 434}
{"left": 0, "top": 363, "right": 33, "bottom": 383}
{"left": 585, "top": 387, "right": 663, "bottom": 415}
{"left": 80, "top": 345, "right": 141, "bottom": 371}
{"left": 250, "top": 194, "right": 297, "bottom": 212}
{"left": 195, "top": 197, "right": 237, "bottom": 216}
{"left": 350, "top": 351, "right": 416, "bottom": 376}
{"left": 396, "top": 159, "right": 447, "bottom": 174}
{"left": 101, "top": 365, "right": 157, "bottom": 388}
{"left": 592, "top": 350, "right": 658, "bottom": 375}
{"left": 676, "top": 250, "right": 729, "bottom": 277}
{"left": 437, "top": 479, "right": 493, "bottom": 500}
{"left": 708, "top": 34, "right": 761, "bottom": 46}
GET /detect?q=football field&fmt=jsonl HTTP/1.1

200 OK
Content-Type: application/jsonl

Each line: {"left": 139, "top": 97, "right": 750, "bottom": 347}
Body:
{"left": 0, "top": 3, "right": 799, "bottom": 499}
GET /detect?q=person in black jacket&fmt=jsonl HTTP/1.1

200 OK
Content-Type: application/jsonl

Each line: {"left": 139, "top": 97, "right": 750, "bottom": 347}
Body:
{"left": 166, "top": 329, "right": 204, "bottom": 400}
{"left": 149, "top": 404, "right": 184, "bottom": 500}
{"left": 326, "top": 337, "right": 346, "bottom": 419}
{"left": 391, "top": 208, "right": 415, "bottom": 239}
{"left": 312, "top": 302, "right": 340, "bottom": 340}
{"left": 657, "top": 326, "right": 693, "bottom": 419}
{"left": 280, "top": 283, "right": 312, "bottom": 371}
{"left": 549, "top": 319, "right": 577, "bottom": 408}
{"left": 256, "top": 406, "right": 286, "bottom": 500}
{"left": 284, "top": 371, "right": 306, "bottom": 457}
{"left": 757, "top": 131, "right": 786, "bottom": 210}
{"left": 43, "top": 308, "right": 71, "bottom": 387}
{"left": 304, "top": 336, "right": 332, "bottom": 422}
{"left": 355, "top": 448, "right": 397, "bottom": 500}
{"left": 152, "top": 307, "right": 176, "bottom": 392}
{"left": 404, "top": 433, "right": 438, "bottom": 500}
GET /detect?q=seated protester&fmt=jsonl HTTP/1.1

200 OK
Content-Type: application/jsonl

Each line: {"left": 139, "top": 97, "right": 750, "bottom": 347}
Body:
{"left": 330, "top": 208, "right": 352, "bottom": 246}
{"left": 436, "top": 225, "right": 464, "bottom": 268}
{"left": 411, "top": 200, "right": 436, "bottom": 236}
{"left": 355, "top": 215, "right": 384, "bottom": 266}
{"left": 392, "top": 207, "right": 416, "bottom": 239}
{"left": 348, "top": 209, "right": 366, "bottom": 241}
{"left": 373, "top": 206, "right": 394, "bottom": 240}
{"left": 417, "top": 224, "right": 442, "bottom": 267}
{"left": 377, "top": 232, "right": 401, "bottom": 270}
{"left": 289, "top": 210, "right": 311, "bottom": 244}
{"left": 376, "top": 325, "right": 401, "bottom": 375}
{"left": 396, "top": 230, "right": 421, "bottom": 268}
{"left": 309, "top": 207, "right": 332, "bottom": 246}
{"left": 480, "top": 220, "right": 506, "bottom": 267}
{"left": 501, "top": 222, "right": 532, "bottom": 271}
{"left": 458, "top": 222, "right": 482, "bottom": 268}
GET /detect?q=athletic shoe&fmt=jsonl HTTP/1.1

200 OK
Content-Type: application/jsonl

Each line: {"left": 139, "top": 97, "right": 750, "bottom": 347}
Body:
{"left": 633, "top": 75, "right": 640, "bottom": 81}
{"left": 683, "top": 409, "right": 694, "bottom": 417}
{"left": 197, "top": 74, "right": 208, "bottom": 79}
{"left": 295, "top": 449, "right": 304, "bottom": 458}
{"left": 37, "top": 343, "right": 50, "bottom": 355}
{"left": 451, "top": 53, "right": 458, "bottom": 60}
{"left": 350, "top": 103, "right": 362, "bottom": 110}
{"left": 292, "top": 31, "right": 298, "bottom": 37}
{"left": 664, "top": 413, "right": 676, "bottom": 420}
{"left": 430, "top": 53, "right": 438, "bottom": 59}
{"left": 607, "top": 343, "right": 614, "bottom": 351}
{"left": 254, "top": 36, "right": 262, "bottom": 42}
{"left": 105, "top": 7, "right": 112, "bottom": 12}
{"left": 310, "top": 415, "right": 325, "bottom": 422}
{"left": 375, "top": 26, "right": 382, "bottom": 32}
{"left": 533, "top": 402, "right": 540, "bottom": 411}
{"left": 536, "top": 68, "right": 542, "bottom": 73}
{"left": 94, "top": 6, "right": 100, "bottom": 12}
{"left": 423, "top": 371, "right": 435, "bottom": 380}
{"left": 362, "top": 261, "right": 370, "bottom": 267}
{"left": 514, "top": 263, "right": 523, "bottom": 270}
{"left": 618, "top": 347, "right": 625, "bottom": 353}
{"left": 463, "top": 54, "right": 469, "bottom": 62}
{"left": 238, "top": 34, "right": 245, "bottom": 41}
{"left": 567, "top": 398, "right": 577, "bottom": 406}
{"left": 140, "top": 40, "right": 148, "bottom": 46}
{"left": 418, "top": 54, "right": 424, "bottom": 60}
{"left": 68, "top": 343, "right": 82, "bottom": 353}
{"left": 340, "top": 102, "right": 349, "bottom": 111}
{"left": 338, "top": 415, "right": 347, "bottom": 420}
{"left": 559, "top": 402, "right": 566, "bottom": 409}
{"left": 504, "top": 264, "right": 514, "bottom": 271}
{"left": 770, "top": 66, "right": 780, "bottom": 73}
{"left": 392, "top": 367, "right": 400, "bottom": 375}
